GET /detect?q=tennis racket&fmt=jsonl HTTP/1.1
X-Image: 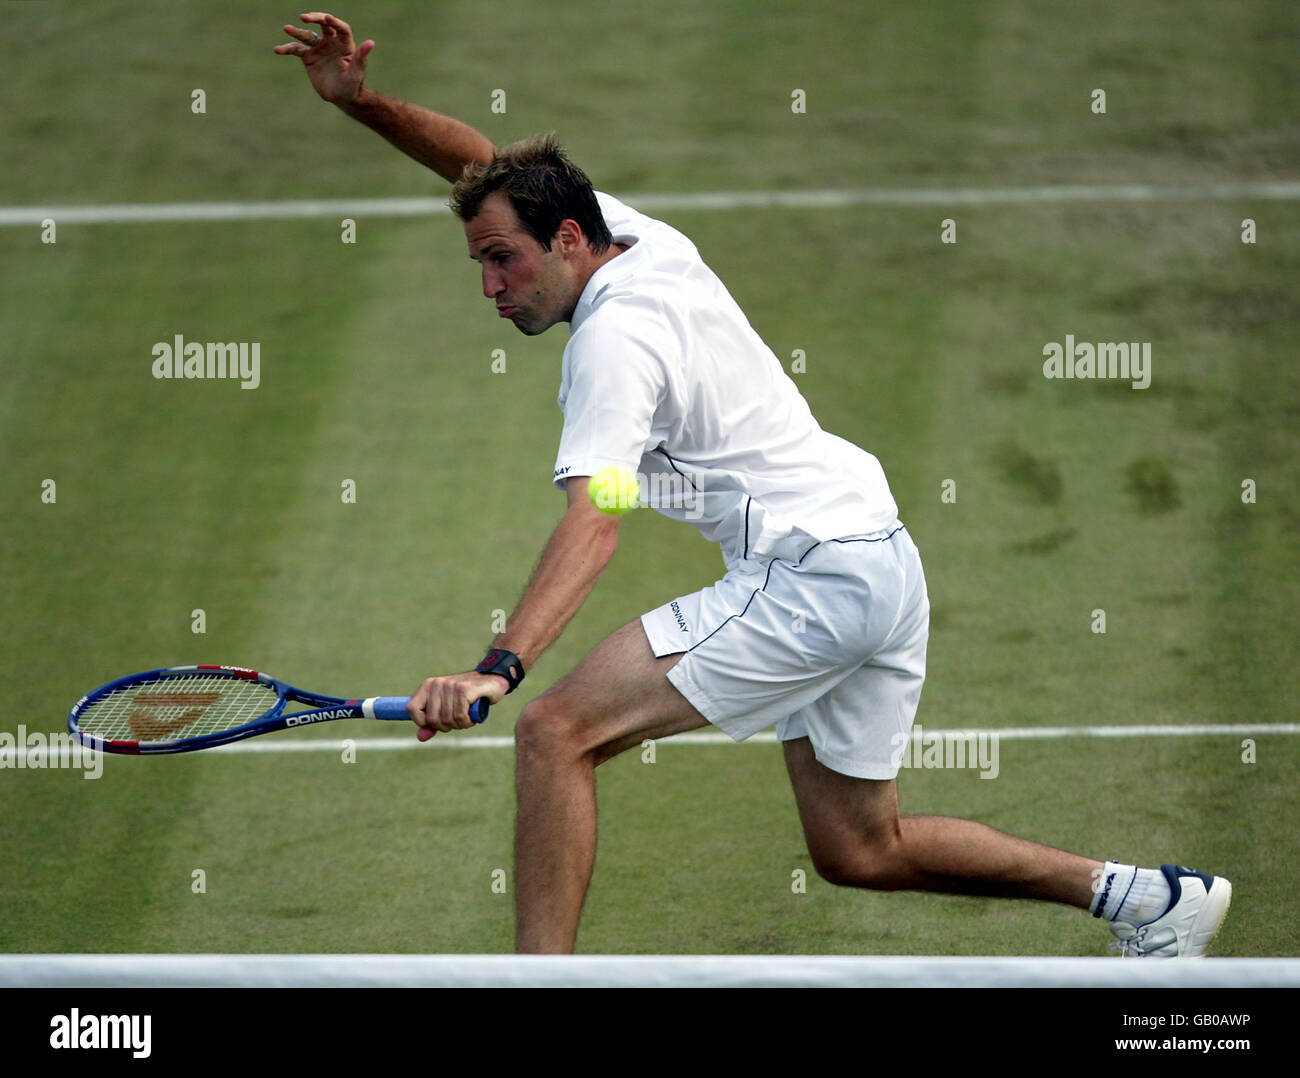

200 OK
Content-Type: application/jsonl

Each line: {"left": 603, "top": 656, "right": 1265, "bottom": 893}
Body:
{"left": 68, "top": 665, "right": 488, "bottom": 755}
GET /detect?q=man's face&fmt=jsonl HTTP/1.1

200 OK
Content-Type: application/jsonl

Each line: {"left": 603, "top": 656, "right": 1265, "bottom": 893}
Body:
{"left": 465, "top": 192, "right": 577, "bottom": 336}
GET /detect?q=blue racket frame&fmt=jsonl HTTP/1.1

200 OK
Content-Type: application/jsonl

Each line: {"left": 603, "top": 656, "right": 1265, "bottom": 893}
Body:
{"left": 68, "top": 664, "right": 488, "bottom": 755}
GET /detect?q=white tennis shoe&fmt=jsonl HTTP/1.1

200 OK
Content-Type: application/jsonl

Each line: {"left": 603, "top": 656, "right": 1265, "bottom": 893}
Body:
{"left": 1109, "top": 863, "right": 1232, "bottom": 958}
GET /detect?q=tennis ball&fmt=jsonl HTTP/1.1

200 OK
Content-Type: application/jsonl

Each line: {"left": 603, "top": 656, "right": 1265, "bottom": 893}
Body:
{"left": 589, "top": 467, "right": 640, "bottom": 515}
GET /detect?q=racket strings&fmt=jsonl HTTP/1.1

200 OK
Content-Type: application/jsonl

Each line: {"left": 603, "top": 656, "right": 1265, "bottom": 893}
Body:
{"left": 76, "top": 674, "right": 280, "bottom": 743}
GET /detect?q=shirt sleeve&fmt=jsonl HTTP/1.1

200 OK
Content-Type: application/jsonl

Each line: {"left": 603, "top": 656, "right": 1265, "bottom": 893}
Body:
{"left": 553, "top": 302, "right": 670, "bottom": 489}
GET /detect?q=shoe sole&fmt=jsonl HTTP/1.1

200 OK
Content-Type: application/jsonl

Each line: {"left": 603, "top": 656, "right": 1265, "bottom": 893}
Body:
{"left": 1184, "top": 877, "right": 1232, "bottom": 958}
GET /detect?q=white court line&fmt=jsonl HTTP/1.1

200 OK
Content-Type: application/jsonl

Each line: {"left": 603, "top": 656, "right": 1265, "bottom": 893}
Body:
{"left": 4, "top": 722, "right": 1289, "bottom": 763}
{"left": 2, "top": 182, "right": 1298, "bottom": 226}
{"left": 198, "top": 721, "right": 1300, "bottom": 754}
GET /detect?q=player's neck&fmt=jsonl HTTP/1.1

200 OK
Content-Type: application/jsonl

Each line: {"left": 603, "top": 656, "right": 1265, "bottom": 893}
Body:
{"left": 565, "top": 242, "right": 631, "bottom": 322}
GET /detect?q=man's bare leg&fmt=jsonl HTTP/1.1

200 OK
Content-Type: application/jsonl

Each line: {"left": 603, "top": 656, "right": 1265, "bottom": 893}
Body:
{"left": 513, "top": 619, "right": 707, "bottom": 954}
{"left": 784, "top": 737, "right": 1100, "bottom": 905}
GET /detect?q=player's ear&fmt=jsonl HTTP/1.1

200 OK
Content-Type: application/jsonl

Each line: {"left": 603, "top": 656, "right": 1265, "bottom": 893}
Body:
{"left": 556, "top": 218, "right": 584, "bottom": 255}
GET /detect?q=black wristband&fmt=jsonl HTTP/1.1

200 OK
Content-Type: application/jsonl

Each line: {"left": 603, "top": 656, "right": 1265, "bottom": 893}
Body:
{"left": 476, "top": 648, "right": 525, "bottom": 693}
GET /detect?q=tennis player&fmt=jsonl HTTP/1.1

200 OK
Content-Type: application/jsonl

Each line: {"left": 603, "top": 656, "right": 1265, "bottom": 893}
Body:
{"left": 277, "top": 12, "right": 1232, "bottom": 958}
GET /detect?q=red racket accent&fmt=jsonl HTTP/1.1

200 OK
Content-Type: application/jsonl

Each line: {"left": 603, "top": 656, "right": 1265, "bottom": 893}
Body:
{"left": 198, "top": 666, "right": 260, "bottom": 680}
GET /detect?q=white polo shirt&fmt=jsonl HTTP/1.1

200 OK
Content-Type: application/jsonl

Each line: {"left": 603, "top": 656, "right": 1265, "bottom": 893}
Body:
{"left": 553, "top": 192, "right": 899, "bottom": 567}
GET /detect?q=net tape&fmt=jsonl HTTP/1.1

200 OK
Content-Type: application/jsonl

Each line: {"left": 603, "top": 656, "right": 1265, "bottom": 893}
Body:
{"left": 2, "top": 955, "right": 1297, "bottom": 988}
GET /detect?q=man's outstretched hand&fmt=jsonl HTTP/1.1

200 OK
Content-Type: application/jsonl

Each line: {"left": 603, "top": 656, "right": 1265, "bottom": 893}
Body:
{"left": 407, "top": 672, "right": 510, "bottom": 742}
{"left": 274, "top": 12, "right": 373, "bottom": 106}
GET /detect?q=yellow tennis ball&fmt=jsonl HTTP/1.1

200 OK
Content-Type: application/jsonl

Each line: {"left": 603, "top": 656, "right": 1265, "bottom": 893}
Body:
{"left": 589, "top": 467, "right": 640, "bottom": 515}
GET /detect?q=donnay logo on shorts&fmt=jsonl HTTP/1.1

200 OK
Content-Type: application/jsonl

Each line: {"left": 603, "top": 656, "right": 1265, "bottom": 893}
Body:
{"left": 670, "top": 600, "right": 689, "bottom": 633}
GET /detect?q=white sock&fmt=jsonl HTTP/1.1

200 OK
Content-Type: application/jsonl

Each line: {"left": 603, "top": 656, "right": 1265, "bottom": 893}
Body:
{"left": 1116, "top": 867, "right": 1173, "bottom": 925}
{"left": 1091, "top": 861, "right": 1171, "bottom": 924}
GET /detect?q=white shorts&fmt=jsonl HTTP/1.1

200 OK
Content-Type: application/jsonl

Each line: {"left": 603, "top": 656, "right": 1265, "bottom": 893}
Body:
{"left": 641, "top": 522, "right": 929, "bottom": 780}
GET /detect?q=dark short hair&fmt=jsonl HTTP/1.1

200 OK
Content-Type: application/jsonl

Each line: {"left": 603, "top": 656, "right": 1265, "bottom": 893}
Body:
{"left": 450, "top": 133, "right": 613, "bottom": 254}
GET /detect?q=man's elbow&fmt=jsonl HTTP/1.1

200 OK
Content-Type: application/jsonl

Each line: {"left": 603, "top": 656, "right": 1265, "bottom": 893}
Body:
{"left": 473, "top": 137, "right": 497, "bottom": 168}
{"left": 568, "top": 507, "right": 620, "bottom": 566}
{"left": 590, "top": 514, "right": 620, "bottom": 565}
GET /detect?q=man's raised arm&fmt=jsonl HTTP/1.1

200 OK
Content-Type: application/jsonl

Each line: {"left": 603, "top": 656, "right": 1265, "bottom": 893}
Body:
{"left": 275, "top": 12, "right": 495, "bottom": 184}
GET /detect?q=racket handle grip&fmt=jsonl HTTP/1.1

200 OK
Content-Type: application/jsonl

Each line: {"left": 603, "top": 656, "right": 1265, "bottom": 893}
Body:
{"left": 367, "top": 696, "right": 490, "bottom": 724}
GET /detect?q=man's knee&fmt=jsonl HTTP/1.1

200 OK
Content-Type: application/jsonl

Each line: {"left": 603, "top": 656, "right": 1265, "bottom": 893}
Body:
{"left": 808, "top": 830, "right": 909, "bottom": 890}
{"left": 514, "top": 692, "right": 642, "bottom": 770}
{"left": 515, "top": 692, "right": 613, "bottom": 768}
{"left": 516, "top": 694, "right": 579, "bottom": 754}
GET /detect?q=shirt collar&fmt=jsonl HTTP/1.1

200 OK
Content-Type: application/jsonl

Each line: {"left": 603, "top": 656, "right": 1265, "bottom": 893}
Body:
{"left": 570, "top": 236, "right": 641, "bottom": 334}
